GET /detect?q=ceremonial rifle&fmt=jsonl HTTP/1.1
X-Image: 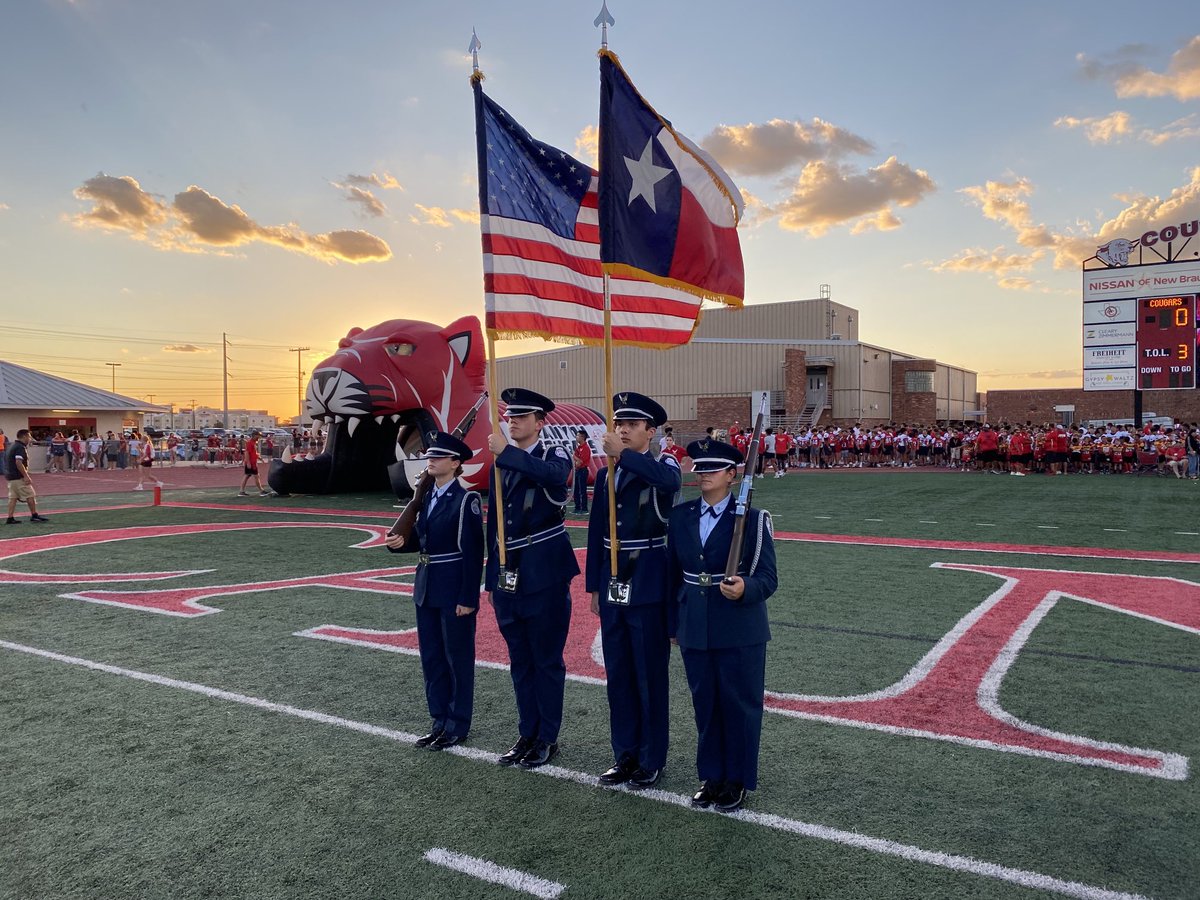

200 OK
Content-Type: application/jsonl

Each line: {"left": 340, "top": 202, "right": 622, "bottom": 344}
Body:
{"left": 723, "top": 392, "right": 769, "bottom": 585}
{"left": 388, "top": 391, "right": 488, "bottom": 539}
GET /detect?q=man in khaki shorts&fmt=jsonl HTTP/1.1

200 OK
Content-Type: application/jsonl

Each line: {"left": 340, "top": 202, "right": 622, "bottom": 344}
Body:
{"left": 6, "top": 429, "right": 50, "bottom": 525}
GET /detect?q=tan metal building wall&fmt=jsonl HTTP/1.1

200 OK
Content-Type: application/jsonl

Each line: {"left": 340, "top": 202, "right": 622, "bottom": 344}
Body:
{"left": 493, "top": 299, "right": 976, "bottom": 424}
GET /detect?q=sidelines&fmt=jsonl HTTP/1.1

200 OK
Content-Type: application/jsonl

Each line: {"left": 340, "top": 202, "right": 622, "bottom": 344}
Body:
{"left": 0, "top": 638, "right": 1149, "bottom": 900}
{"left": 423, "top": 848, "right": 565, "bottom": 899}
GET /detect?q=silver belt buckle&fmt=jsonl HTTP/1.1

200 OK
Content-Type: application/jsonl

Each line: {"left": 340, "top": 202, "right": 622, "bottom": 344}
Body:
{"left": 417, "top": 552, "right": 431, "bottom": 565}
{"left": 697, "top": 573, "right": 712, "bottom": 587}
{"left": 608, "top": 581, "right": 632, "bottom": 605}
{"left": 500, "top": 568, "right": 520, "bottom": 593}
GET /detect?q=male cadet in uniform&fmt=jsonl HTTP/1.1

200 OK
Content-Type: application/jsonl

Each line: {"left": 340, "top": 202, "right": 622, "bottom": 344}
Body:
{"left": 386, "top": 432, "right": 484, "bottom": 750}
{"left": 586, "top": 392, "right": 681, "bottom": 789}
{"left": 486, "top": 388, "right": 579, "bottom": 770}
{"left": 668, "top": 439, "right": 777, "bottom": 812}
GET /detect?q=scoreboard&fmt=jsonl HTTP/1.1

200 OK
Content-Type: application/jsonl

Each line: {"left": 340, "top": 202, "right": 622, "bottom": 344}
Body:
{"left": 1083, "top": 258, "right": 1200, "bottom": 391}
{"left": 1137, "top": 295, "right": 1195, "bottom": 389}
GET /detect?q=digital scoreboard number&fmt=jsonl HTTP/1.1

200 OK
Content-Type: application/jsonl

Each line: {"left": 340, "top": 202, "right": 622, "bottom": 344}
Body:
{"left": 1137, "top": 294, "right": 1196, "bottom": 389}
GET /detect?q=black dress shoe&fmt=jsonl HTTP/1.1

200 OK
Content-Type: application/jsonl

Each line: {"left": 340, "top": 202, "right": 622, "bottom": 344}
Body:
{"left": 430, "top": 733, "right": 466, "bottom": 751}
{"left": 598, "top": 757, "right": 638, "bottom": 786}
{"left": 518, "top": 740, "right": 557, "bottom": 769}
{"left": 713, "top": 782, "right": 746, "bottom": 813}
{"left": 497, "top": 736, "right": 535, "bottom": 767}
{"left": 414, "top": 728, "right": 445, "bottom": 748}
{"left": 627, "top": 767, "right": 662, "bottom": 789}
{"left": 691, "top": 780, "right": 722, "bottom": 808}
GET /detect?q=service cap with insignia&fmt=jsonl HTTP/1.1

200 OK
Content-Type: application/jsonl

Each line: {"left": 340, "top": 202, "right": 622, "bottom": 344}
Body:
{"left": 612, "top": 391, "right": 667, "bottom": 427}
{"left": 421, "top": 431, "right": 474, "bottom": 461}
{"left": 687, "top": 438, "right": 742, "bottom": 472}
{"left": 501, "top": 387, "right": 555, "bottom": 416}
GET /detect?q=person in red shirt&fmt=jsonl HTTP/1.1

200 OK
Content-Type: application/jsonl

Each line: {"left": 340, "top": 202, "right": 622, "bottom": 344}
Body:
{"left": 1049, "top": 424, "right": 1070, "bottom": 476}
{"left": 975, "top": 424, "right": 1000, "bottom": 473}
{"left": 774, "top": 429, "right": 791, "bottom": 477}
{"left": 1008, "top": 426, "right": 1032, "bottom": 476}
{"left": 206, "top": 433, "right": 220, "bottom": 465}
{"left": 238, "top": 432, "right": 270, "bottom": 497}
{"left": 572, "top": 429, "right": 592, "bottom": 513}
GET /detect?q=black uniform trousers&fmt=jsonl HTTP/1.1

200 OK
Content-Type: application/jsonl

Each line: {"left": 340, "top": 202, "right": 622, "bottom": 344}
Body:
{"left": 599, "top": 601, "right": 670, "bottom": 771}
{"left": 680, "top": 642, "right": 767, "bottom": 790}
{"left": 494, "top": 584, "right": 572, "bottom": 744}
{"left": 415, "top": 604, "right": 477, "bottom": 738}
{"left": 573, "top": 467, "right": 589, "bottom": 511}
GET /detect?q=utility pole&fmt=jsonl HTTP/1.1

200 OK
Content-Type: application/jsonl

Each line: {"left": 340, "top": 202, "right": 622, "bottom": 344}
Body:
{"left": 222, "top": 332, "right": 229, "bottom": 430}
{"left": 106, "top": 362, "right": 121, "bottom": 393}
{"left": 191, "top": 399, "right": 197, "bottom": 430}
{"left": 290, "top": 347, "right": 310, "bottom": 424}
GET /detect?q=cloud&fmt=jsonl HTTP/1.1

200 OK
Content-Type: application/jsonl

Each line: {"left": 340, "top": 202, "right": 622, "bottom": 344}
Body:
{"left": 575, "top": 125, "right": 598, "bottom": 168}
{"left": 333, "top": 173, "right": 402, "bottom": 218}
{"left": 73, "top": 174, "right": 169, "bottom": 234}
{"left": 1112, "top": 35, "right": 1200, "bottom": 101}
{"left": 344, "top": 172, "right": 403, "bottom": 191}
{"left": 700, "top": 118, "right": 875, "bottom": 177}
{"left": 71, "top": 174, "right": 391, "bottom": 264}
{"left": 760, "top": 157, "right": 935, "bottom": 237}
{"left": 958, "top": 167, "right": 1200, "bottom": 270}
{"left": 996, "top": 276, "right": 1035, "bottom": 291}
{"left": 0, "top": 202, "right": 9, "bottom": 211}
{"left": 410, "top": 204, "right": 479, "bottom": 228}
{"left": 163, "top": 344, "right": 211, "bottom": 353}
{"left": 1054, "top": 110, "right": 1133, "bottom": 143}
{"left": 930, "top": 247, "right": 1044, "bottom": 276}
{"left": 1055, "top": 109, "right": 1200, "bottom": 145}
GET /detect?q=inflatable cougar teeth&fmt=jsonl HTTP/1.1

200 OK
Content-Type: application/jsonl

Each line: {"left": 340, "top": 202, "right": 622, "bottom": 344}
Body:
{"left": 268, "top": 316, "right": 489, "bottom": 496}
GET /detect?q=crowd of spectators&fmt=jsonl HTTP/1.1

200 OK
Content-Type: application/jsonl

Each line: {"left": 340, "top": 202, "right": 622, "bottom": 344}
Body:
{"left": 717, "top": 421, "right": 1200, "bottom": 479}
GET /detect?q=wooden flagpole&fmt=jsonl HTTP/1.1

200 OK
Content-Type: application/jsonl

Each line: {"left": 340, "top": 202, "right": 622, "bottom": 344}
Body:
{"left": 486, "top": 330, "right": 507, "bottom": 568}
{"left": 603, "top": 273, "right": 619, "bottom": 575}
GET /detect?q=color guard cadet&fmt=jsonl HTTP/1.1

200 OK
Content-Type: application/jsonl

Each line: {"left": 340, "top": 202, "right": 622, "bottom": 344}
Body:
{"left": 385, "top": 431, "right": 484, "bottom": 750}
{"left": 486, "top": 388, "right": 579, "bottom": 770}
{"left": 668, "top": 439, "right": 777, "bottom": 812}
{"left": 586, "top": 392, "right": 680, "bottom": 789}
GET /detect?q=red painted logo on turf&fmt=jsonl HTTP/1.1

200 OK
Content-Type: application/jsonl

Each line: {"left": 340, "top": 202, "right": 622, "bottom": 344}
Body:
{"left": 3, "top": 526, "right": 1195, "bottom": 778}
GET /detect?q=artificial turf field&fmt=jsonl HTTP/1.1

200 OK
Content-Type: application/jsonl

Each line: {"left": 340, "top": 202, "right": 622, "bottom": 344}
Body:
{"left": 1, "top": 472, "right": 1197, "bottom": 900}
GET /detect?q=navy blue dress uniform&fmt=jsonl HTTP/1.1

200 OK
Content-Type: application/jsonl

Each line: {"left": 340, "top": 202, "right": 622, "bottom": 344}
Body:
{"left": 486, "top": 388, "right": 580, "bottom": 769}
{"left": 585, "top": 392, "right": 680, "bottom": 787}
{"left": 668, "top": 439, "right": 777, "bottom": 812}
{"left": 388, "top": 432, "right": 484, "bottom": 750}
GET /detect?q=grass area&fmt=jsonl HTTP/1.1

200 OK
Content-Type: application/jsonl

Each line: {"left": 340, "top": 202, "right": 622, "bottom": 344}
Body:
{"left": 0, "top": 474, "right": 1196, "bottom": 899}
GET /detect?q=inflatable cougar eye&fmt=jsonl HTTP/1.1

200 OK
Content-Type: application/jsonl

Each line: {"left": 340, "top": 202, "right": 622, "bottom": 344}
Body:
{"left": 385, "top": 343, "right": 414, "bottom": 357}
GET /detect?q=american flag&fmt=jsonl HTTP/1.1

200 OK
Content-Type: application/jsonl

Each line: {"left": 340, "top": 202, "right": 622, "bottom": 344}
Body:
{"left": 473, "top": 82, "right": 703, "bottom": 348}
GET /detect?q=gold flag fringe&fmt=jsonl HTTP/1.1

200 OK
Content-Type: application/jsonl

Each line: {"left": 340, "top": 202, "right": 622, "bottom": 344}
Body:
{"left": 486, "top": 324, "right": 703, "bottom": 351}
{"left": 602, "top": 263, "right": 744, "bottom": 308}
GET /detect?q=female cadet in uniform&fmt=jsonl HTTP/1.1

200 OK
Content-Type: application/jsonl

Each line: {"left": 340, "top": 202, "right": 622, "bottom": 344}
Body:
{"left": 386, "top": 431, "right": 484, "bottom": 750}
{"left": 667, "top": 438, "right": 777, "bottom": 812}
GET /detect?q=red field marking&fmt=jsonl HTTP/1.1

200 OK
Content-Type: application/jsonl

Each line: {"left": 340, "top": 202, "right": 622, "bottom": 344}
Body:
{"left": 771, "top": 529, "right": 1200, "bottom": 564}
{"left": 298, "top": 549, "right": 607, "bottom": 684}
{"left": 12, "top": 523, "right": 1195, "bottom": 777}
{"left": 0, "top": 522, "right": 391, "bottom": 591}
{"left": 766, "top": 564, "right": 1198, "bottom": 779}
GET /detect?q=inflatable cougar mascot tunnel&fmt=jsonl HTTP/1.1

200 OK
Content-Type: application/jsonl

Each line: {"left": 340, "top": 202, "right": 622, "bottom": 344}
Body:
{"left": 268, "top": 316, "right": 606, "bottom": 497}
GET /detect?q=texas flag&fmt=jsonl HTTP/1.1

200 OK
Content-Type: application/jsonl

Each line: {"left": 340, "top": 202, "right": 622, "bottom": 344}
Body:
{"left": 598, "top": 51, "right": 745, "bottom": 307}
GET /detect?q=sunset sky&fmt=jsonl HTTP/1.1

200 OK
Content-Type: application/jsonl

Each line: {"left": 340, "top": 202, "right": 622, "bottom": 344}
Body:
{"left": 1, "top": 1, "right": 1197, "bottom": 418}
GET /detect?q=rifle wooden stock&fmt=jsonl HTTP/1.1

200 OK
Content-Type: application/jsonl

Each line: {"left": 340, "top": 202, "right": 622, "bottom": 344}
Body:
{"left": 723, "top": 398, "right": 768, "bottom": 583}
{"left": 387, "top": 392, "right": 488, "bottom": 540}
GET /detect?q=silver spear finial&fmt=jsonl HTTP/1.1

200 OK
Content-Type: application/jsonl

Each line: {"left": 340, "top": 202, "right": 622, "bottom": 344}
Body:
{"left": 468, "top": 28, "right": 482, "bottom": 73}
{"left": 593, "top": 1, "right": 615, "bottom": 50}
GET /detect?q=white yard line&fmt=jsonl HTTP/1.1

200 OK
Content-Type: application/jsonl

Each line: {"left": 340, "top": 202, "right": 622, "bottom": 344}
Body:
{"left": 0, "top": 639, "right": 1150, "bottom": 900}
{"left": 424, "top": 848, "right": 565, "bottom": 899}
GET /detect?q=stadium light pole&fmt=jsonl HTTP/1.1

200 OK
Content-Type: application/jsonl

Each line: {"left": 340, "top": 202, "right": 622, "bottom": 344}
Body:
{"left": 290, "top": 347, "right": 310, "bottom": 424}
{"left": 106, "top": 362, "right": 121, "bottom": 393}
